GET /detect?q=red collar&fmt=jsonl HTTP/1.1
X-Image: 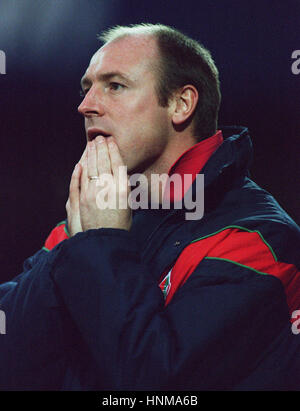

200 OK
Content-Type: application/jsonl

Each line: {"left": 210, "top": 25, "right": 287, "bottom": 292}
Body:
{"left": 163, "top": 130, "right": 224, "bottom": 202}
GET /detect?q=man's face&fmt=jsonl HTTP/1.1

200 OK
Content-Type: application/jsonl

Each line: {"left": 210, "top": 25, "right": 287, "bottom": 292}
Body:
{"left": 78, "top": 36, "right": 172, "bottom": 174}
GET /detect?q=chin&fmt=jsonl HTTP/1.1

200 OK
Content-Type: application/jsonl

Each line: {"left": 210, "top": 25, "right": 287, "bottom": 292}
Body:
{"left": 124, "top": 158, "right": 143, "bottom": 175}
{"left": 127, "top": 165, "right": 139, "bottom": 176}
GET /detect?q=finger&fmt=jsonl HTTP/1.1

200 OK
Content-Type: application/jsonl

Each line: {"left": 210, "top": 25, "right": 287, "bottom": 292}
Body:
{"left": 78, "top": 145, "right": 87, "bottom": 166}
{"left": 87, "top": 140, "right": 98, "bottom": 180}
{"left": 95, "top": 136, "right": 112, "bottom": 175}
{"left": 107, "top": 138, "right": 125, "bottom": 178}
{"left": 107, "top": 138, "right": 129, "bottom": 208}
{"left": 69, "top": 163, "right": 82, "bottom": 210}
{"left": 81, "top": 154, "right": 89, "bottom": 193}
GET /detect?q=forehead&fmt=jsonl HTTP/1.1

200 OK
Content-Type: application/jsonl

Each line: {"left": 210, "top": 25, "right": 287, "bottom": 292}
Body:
{"left": 84, "top": 35, "right": 158, "bottom": 82}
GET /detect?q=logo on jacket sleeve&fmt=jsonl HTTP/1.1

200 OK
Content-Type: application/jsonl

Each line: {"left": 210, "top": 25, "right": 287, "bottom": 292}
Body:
{"left": 159, "top": 269, "right": 172, "bottom": 299}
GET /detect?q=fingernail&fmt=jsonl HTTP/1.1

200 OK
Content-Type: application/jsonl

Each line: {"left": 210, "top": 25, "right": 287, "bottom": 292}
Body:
{"left": 97, "top": 136, "right": 105, "bottom": 143}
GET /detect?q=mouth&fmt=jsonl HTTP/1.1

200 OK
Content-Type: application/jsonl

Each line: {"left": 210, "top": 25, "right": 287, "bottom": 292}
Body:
{"left": 87, "top": 128, "right": 112, "bottom": 141}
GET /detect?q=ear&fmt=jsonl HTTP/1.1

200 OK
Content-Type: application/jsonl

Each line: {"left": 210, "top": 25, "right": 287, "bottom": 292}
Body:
{"left": 170, "top": 85, "right": 198, "bottom": 126}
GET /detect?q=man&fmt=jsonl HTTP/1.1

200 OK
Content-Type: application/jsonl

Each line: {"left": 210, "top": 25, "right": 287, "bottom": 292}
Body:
{"left": 1, "top": 23, "right": 300, "bottom": 390}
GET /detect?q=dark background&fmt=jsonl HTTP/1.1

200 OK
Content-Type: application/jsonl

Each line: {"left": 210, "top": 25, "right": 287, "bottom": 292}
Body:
{"left": 0, "top": 0, "right": 299, "bottom": 283}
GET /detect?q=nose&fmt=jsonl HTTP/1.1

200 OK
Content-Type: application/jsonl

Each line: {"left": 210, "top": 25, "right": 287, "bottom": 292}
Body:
{"left": 77, "top": 86, "right": 105, "bottom": 118}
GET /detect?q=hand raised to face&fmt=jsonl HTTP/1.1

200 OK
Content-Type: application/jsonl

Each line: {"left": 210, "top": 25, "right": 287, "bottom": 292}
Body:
{"left": 65, "top": 146, "right": 87, "bottom": 237}
{"left": 66, "top": 136, "right": 132, "bottom": 237}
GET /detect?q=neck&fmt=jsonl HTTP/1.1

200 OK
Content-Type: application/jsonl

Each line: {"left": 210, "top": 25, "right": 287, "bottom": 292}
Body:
{"left": 141, "top": 132, "right": 197, "bottom": 204}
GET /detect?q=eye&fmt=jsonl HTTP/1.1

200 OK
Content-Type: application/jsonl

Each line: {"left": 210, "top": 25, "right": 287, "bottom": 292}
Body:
{"left": 109, "top": 82, "right": 125, "bottom": 91}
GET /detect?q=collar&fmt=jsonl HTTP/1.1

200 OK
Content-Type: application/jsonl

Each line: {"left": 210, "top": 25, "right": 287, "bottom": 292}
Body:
{"left": 163, "top": 130, "right": 224, "bottom": 202}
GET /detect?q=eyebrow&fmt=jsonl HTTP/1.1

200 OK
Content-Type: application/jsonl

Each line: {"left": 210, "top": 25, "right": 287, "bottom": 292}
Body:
{"left": 80, "top": 71, "right": 133, "bottom": 89}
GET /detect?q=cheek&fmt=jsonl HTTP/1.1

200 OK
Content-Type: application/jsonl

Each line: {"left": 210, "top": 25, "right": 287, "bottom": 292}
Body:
{"left": 123, "top": 88, "right": 159, "bottom": 121}
{"left": 112, "top": 92, "right": 169, "bottom": 158}
{"left": 114, "top": 98, "right": 154, "bottom": 142}
{"left": 130, "top": 95, "right": 169, "bottom": 137}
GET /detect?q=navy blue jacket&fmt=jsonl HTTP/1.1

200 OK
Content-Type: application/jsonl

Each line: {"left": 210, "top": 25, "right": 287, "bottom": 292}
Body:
{"left": 1, "top": 126, "right": 300, "bottom": 390}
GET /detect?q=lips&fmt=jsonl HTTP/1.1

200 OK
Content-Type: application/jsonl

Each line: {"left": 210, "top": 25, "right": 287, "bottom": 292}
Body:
{"left": 87, "top": 128, "right": 111, "bottom": 141}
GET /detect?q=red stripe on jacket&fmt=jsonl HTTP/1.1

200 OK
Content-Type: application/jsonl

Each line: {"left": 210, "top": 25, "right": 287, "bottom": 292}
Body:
{"left": 160, "top": 227, "right": 300, "bottom": 314}
{"left": 44, "top": 223, "right": 69, "bottom": 251}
